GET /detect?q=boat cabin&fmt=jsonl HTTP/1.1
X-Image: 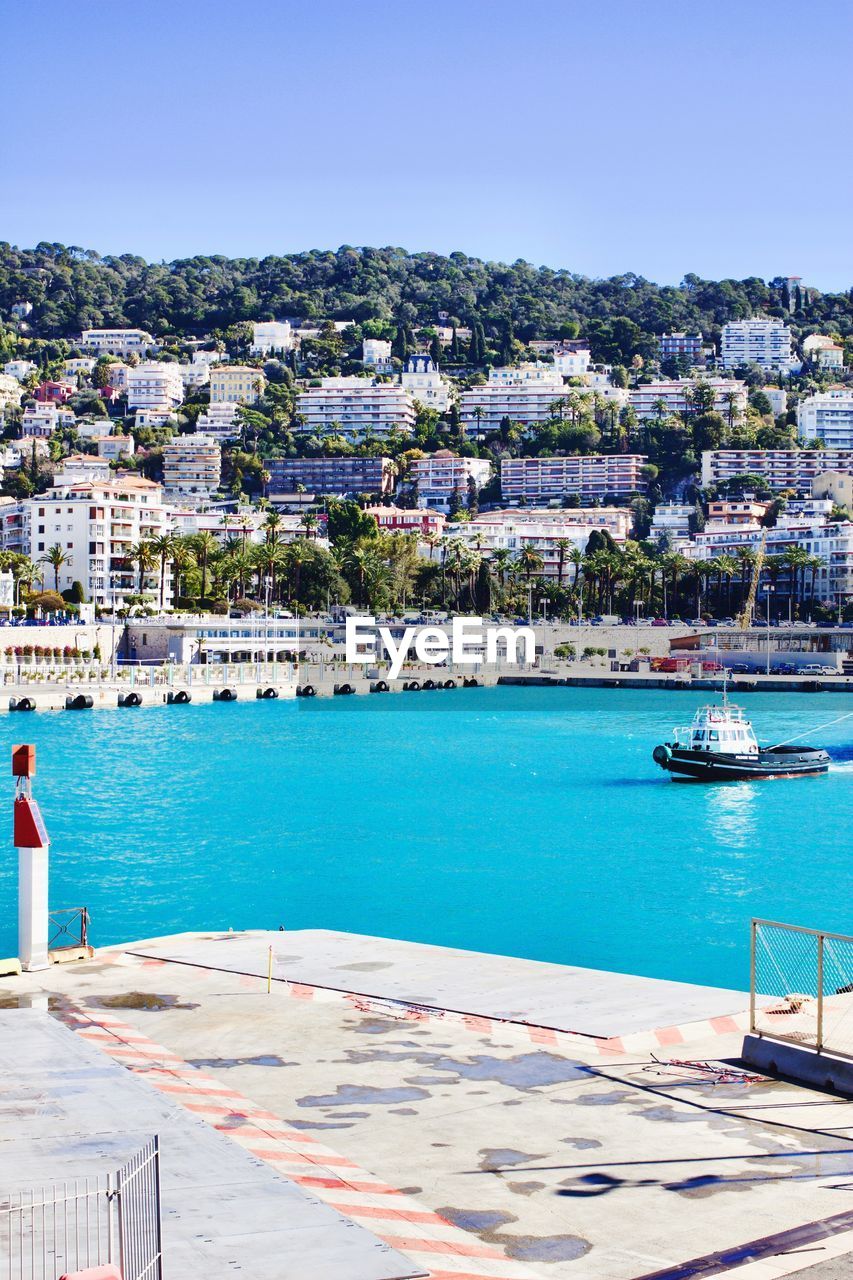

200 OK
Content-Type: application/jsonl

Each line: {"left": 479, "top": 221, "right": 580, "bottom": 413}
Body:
{"left": 674, "top": 704, "right": 759, "bottom": 756}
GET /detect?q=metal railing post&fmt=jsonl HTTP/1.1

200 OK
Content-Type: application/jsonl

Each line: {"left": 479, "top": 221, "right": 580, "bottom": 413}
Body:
{"left": 749, "top": 919, "right": 757, "bottom": 1035}
{"left": 817, "top": 932, "right": 824, "bottom": 1053}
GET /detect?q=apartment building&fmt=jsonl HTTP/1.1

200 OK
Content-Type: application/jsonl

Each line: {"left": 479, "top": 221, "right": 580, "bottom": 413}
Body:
{"left": 94, "top": 434, "right": 135, "bottom": 462}
{"left": 684, "top": 512, "right": 853, "bottom": 605}
{"left": 363, "top": 506, "right": 446, "bottom": 537}
{"left": 650, "top": 503, "right": 693, "bottom": 545}
{"left": 4, "top": 359, "right": 36, "bottom": 381}
{"left": 250, "top": 321, "right": 293, "bottom": 355}
{"left": 295, "top": 378, "right": 416, "bottom": 440}
{"left": 408, "top": 450, "right": 492, "bottom": 510}
{"left": 813, "top": 470, "right": 853, "bottom": 510}
{"left": 80, "top": 328, "right": 156, "bottom": 356}
{"left": 706, "top": 499, "right": 770, "bottom": 526}
{"left": 658, "top": 333, "right": 703, "bottom": 364}
{"left": 64, "top": 358, "right": 96, "bottom": 378}
{"left": 452, "top": 508, "right": 632, "bottom": 581}
{"left": 501, "top": 454, "right": 649, "bottom": 502}
{"left": 24, "top": 475, "right": 170, "bottom": 606}
{"left": 0, "top": 373, "right": 22, "bottom": 410}
{"left": 209, "top": 365, "right": 266, "bottom": 405}
{"left": 34, "top": 380, "right": 75, "bottom": 404}
{"left": 629, "top": 378, "right": 747, "bottom": 419}
{"left": 552, "top": 347, "right": 592, "bottom": 379}
{"left": 362, "top": 338, "right": 393, "bottom": 368}
{"left": 0, "top": 497, "right": 25, "bottom": 554}
{"left": 701, "top": 449, "right": 853, "bottom": 491}
{"left": 797, "top": 388, "right": 853, "bottom": 450}
{"left": 126, "top": 361, "right": 184, "bottom": 411}
{"left": 266, "top": 455, "right": 394, "bottom": 497}
{"left": 54, "top": 455, "right": 113, "bottom": 484}
{"left": 720, "top": 319, "right": 793, "bottom": 370}
{"left": 162, "top": 435, "right": 221, "bottom": 497}
{"left": 460, "top": 384, "right": 567, "bottom": 436}
{"left": 487, "top": 363, "right": 564, "bottom": 387}
{"left": 194, "top": 403, "right": 241, "bottom": 442}
{"left": 399, "top": 354, "right": 450, "bottom": 411}
{"left": 105, "top": 363, "right": 131, "bottom": 391}
{"left": 21, "top": 403, "right": 76, "bottom": 437}
{"left": 802, "top": 334, "right": 845, "bottom": 370}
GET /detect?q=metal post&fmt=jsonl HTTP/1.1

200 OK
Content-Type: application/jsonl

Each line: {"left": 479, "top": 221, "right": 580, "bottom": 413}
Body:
{"left": 749, "top": 919, "right": 757, "bottom": 1034}
{"left": 817, "top": 932, "right": 824, "bottom": 1053}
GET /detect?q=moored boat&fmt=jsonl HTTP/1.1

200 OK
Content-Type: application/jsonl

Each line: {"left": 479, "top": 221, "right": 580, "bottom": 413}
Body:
{"left": 653, "top": 692, "right": 830, "bottom": 782}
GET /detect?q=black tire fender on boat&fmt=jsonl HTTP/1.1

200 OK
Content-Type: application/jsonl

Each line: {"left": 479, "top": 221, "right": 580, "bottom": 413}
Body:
{"left": 653, "top": 745, "right": 671, "bottom": 766}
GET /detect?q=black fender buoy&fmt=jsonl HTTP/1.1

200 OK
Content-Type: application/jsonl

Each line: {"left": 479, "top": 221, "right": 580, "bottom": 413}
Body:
{"left": 66, "top": 694, "right": 93, "bottom": 710}
{"left": 653, "top": 745, "right": 672, "bottom": 766}
{"left": 119, "top": 691, "right": 142, "bottom": 707}
{"left": 299, "top": 684, "right": 316, "bottom": 698}
{"left": 405, "top": 680, "right": 420, "bottom": 691}
{"left": 335, "top": 683, "right": 353, "bottom": 696}
{"left": 443, "top": 679, "right": 456, "bottom": 689}
{"left": 422, "top": 679, "right": 435, "bottom": 690}
{"left": 371, "top": 680, "right": 389, "bottom": 693}
{"left": 214, "top": 687, "right": 237, "bottom": 702}
{"left": 169, "top": 689, "right": 191, "bottom": 704}
{"left": 464, "top": 677, "right": 480, "bottom": 688}
{"left": 11, "top": 696, "right": 34, "bottom": 712}
{"left": 257, "top": 686, "right": 278, "bottom": 699}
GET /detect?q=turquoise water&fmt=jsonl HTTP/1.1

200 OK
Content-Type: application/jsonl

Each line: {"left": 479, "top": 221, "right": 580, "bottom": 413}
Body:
{"left": 0, "top": 688, "right": 850, "bottom": 991}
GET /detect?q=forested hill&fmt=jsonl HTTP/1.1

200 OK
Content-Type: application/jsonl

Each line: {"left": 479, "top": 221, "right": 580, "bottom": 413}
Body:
{"left": 2, "top": 242, "right": 852, "bottom": 358}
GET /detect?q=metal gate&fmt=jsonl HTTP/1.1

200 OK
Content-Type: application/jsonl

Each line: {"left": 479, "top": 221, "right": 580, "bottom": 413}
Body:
{"left": 0, "top": 1136, "right": 162, "bottom": 1280}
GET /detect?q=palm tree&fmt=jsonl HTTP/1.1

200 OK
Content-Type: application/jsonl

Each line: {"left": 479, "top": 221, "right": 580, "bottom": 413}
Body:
{"left": 263, "top": 509, "right": 283, "bottom": 546}
{"left": 150, "top": 533, "right": 175, "bottom": 611}
{"left": 170, "top": 539, "right": 197, "bottom": 602}
{"left": 40, "top": 544, "right": 69, "bottom": 593}
{"left": 568, "top": 546, "right": 584, "bottom": 589}
{"left": 301, "top": 511, "right": 318, "bottom": 540}
{"left": 13, "top": 558, "right": 38, "bottom": 605}
{"left": 192, "top": 531, "right": 219, "bottom": 599}
{"left": 555, "top": 538, "right": 571, "bottom": 586}
{"left": 129, "top": 540, "right": 156, "bottom": 596}
{"left": 715, "top": 555, "right": 739, "bottom": 615}
{"left": 517, "top": 545, "right": 544, "bottom": 582}
{"left": 782, "top": 546, "right": 810, "bottom": 618}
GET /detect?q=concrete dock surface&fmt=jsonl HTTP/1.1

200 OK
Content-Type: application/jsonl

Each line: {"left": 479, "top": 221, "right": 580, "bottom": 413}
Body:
{"left": 4, "top": 929, "right": 853, "bottom": 1280}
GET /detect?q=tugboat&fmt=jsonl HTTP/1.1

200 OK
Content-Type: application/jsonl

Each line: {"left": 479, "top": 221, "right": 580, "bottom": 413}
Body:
{"left": 653, "top": 685, "right": 830, "bottom": 782}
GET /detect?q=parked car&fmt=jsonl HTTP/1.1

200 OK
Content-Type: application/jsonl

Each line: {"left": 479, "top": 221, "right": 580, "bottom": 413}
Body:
{"left": 801, "top": 664, "right": 838, "bottom": 676}
{"left": 651, "top": 618, "right": 669, "bottom": 627}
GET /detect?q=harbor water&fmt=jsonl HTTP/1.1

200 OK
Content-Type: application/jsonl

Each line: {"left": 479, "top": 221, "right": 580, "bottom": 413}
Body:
{"left": 0, "top": 686, "right": 850, "bottom": 990}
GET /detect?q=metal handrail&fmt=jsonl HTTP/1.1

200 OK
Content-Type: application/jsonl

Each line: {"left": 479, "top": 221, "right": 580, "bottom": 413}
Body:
{"left": 48, "top": 906, "right": 89, "bottom": 950}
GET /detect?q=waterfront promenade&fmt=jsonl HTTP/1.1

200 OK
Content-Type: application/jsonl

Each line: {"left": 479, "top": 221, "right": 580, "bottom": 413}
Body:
{"left": 4, "top": 929, "right": 853, "bottom": 1279}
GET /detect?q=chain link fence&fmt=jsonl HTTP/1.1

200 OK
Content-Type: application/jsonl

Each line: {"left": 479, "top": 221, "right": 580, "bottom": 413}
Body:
{"left": 751, "top": 919, "right": 853, "bottom": 1059}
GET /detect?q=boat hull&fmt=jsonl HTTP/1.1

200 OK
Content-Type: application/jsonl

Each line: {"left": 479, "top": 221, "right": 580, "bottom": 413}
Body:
{"left": 653, "top": 743, "right": 830, "bottom": 782}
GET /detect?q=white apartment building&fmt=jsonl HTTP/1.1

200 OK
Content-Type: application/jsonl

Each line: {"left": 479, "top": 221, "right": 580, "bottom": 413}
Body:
{"left": 802, "top": 333, "right": 845, "bottom": 370}
{"left": 106, "top": 363, "right": 131, "bottom": 391}
{"left": 460, "top": 384, "right": 567, "bottom": 436}
{"left": 126, "top": 361, "right": 184, "bottom": 411}
{"left": 408, "top": 450, "right": 492, "bottom": 510}
{"left": 4, "top": 359, "right": 36, "bottom": 381}
{"left": 720, "top": 319, "right": 793, "bottom": 370}
{"left": 162, "top": 434, "right": 221, "bottom": 497}
{"left": 0, "top": 373, "right": 23, "bottom": 410}
{"left": 94, "top": 434, "right": 135, "bottom": 461}
{"left": 813, "top": 470, "right": 853, "bottom": 510}
{"left": 629, "top": 378, "right": 747, "bottom": 419}
{"left": 399, "top": 354, "right": 450, "bottom": 411}
{"left": 501, "top": 454, "right": 649, "bottom": 502}
{"left": 250, "top": 321, "right": 293, "bottom": 355}
{"left": 0, "top": 497, "right": 25, "bottom": 554}
{"left": 684, "top": 513, "right": 853, "bottom": 605}
{"left": 797, "top": 388, "right": 853, "bottom": 450}
{"left": 650, "top": 503, "right": 693, "bottom": 545}
{"left": 295, "top": 378, "right": 416, "bottom": 440}
{"left": 701, "top": 449, "right": 853, "bottom": 491}
{"left": 21, "top": 404, "right": 75, "bottom": 437}
{"left": 80, "top": 328, "right": 156, "bottom": 357}
{"left": 487, "top": 363, "right": 564, "bottom": 388}
{"left": 54, "top": 455, "right": 112, "bottom": 484}
{"left": 763, "top": 387, "right": 787, "bottom": 416}
{"left": 362, "top": 338, "right": 393, "bottom": 368}
{"left": 135, "top": 407, "right": 176, "bottom": 430}
{"left": 452, "top": 508, "right": 632, "bottom": 581}
{"left": 194, "top": 402, "right": 241, "bottom": 442}
{"left": 64, "top": 358, "right": 96, "bottom": 377}
{"left": 552, "top": 348, "right": 592, "bottom": 378}
{"left": 178, "top": 362, "right": 210, "bottom": 391}
{"left": 209, "top": 365, "right": 266, "bottom": 405}
{"left": 25, "top": 476, "right": 170, "bottom": 606}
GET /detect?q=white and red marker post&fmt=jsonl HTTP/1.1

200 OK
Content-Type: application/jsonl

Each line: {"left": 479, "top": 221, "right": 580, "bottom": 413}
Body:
{"left": 13, "top": 744, "right": 50, "bottom": 972}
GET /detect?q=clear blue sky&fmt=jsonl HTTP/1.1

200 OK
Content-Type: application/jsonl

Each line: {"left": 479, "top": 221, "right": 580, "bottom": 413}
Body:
{"left": 4, "top": 0, "right": 851, "bottom": 290}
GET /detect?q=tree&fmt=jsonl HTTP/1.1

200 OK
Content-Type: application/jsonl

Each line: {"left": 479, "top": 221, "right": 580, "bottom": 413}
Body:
{"left": 40, "top": 544, "right": 69, "bottom": 592}
{"left": 130, "top": 540, "right": 156, "bottom": 596}
{"left": 191, "top": 531, "right": 219, "bottom": 598}
{"left": 150, "top": 533, "right": 175, "bottom": 610}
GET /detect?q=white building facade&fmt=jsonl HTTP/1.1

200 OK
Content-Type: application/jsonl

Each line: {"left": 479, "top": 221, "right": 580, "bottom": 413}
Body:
{"left": 797, "top": 389, "right": 853, "bottom": 450}
{"left": 720, "top": 320, "right": 793, "bottom": 370}
{"left": 295, "top": 378, "right": 416, "bottom": 440}
{"left": 501, "top": 454, "right": 649, "bottom": 502}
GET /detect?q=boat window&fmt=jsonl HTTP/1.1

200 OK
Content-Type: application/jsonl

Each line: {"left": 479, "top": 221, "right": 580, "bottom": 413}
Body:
{"left": 694, "top": 730, "right": 705, "bottom": 740}
{"left": 708, "top": 730, "right": 719, "bottom": 741}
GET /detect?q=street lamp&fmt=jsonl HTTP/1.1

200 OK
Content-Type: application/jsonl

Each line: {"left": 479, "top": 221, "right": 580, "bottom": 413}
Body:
{"left": 764, "top": 585, "right": 775, "bottom": 676}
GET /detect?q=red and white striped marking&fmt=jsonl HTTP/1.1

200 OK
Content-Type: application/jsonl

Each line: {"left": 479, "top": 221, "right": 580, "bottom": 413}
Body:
{"left": 59, "top": 1002, "right": 541, "bottom": 1280}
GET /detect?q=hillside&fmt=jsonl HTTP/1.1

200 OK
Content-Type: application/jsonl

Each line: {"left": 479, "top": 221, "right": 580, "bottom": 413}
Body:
{"left": 2, "top": 243, "right": 852, "bottom": 361}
